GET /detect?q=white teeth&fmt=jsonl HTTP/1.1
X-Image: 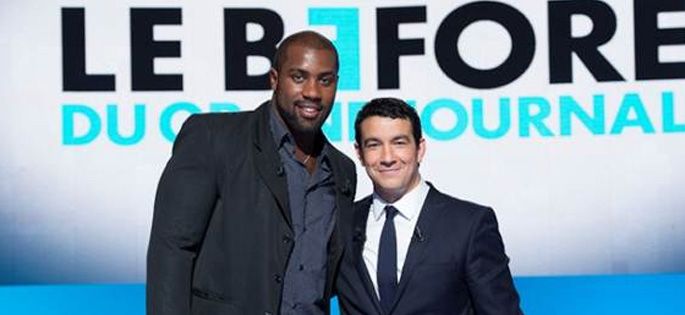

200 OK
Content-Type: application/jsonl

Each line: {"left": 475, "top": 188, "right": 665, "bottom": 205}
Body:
{"left": 298, "top": 105, "right": 320, "bottom": 118}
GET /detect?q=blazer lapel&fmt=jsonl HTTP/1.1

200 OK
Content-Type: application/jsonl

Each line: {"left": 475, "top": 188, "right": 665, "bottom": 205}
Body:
{"left": 352, "top": 197, "right": 384, "bottom": 314}
{"left": 391, "top": 186, "right": 445, "bottom": 311}
{"left": 324, "top": 148, "right": 355, "bottom": 297}
{"left": 251, "top": 102, "right": 292, "bottom": 228}
{"left": 328, "top": 149, "right": 354, "bottom": 255}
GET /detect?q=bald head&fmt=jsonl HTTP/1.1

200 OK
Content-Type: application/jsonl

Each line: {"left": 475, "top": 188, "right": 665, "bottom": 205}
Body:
{"left": 272, "top": 31, "right": 339, "bottom": 72}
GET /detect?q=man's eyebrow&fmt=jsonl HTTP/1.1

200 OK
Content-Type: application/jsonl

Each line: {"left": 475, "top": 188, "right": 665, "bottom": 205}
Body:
{"left": 285, "top": 69, "right": 336, "bottom": 78}
{"left": 318, "top": 71, "right": 336, "bottom": 76}
{"left": 287, "top": 68, "right": 307, "bottom": 73}
{"left": 362, "top": 137, "right": 380, "bottom": 145}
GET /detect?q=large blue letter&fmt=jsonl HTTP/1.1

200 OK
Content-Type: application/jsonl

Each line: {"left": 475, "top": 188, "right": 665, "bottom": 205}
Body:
{"left": 663, "top": 91, "right": 685, "bottom": 133}
{"left": 560, "top": 95, "right": 605, "bottom": 136}
{"left": 309, "top": 8, "right": 360, "bottom": 90}
{"left": 519, "top": 97, "right": 554, "bottom": 137}
{"left": 107, "top": 104, "right": 146, "bottom": 145}
{"left": 610, "top": 93, "right": 655, "bottom": 134}
{"left": 62, "top": 104, "right": 101, "bottom": 145}
{"left": 473, "top": 98, "right": 511, "bottom": 139}
{"left": 422, "top": 98, "right": 468, "bottom": 140}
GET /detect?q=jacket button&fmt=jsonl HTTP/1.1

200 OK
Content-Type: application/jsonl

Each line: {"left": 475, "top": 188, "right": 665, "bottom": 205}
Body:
{"left": 273, "top": 274, "right": 282, "bottom": 283}
{"left": 282, "top": 235, "right": 291, "bottom": 244}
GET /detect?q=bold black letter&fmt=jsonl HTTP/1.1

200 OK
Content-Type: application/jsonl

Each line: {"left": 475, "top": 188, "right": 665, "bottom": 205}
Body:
{"left": 224, "top": 9, "right": 283, "bottom": 90}
{"left": 62, "top": 7, "right": 115, "bottom": 91}
{"left": 635, "top": 0, "right": 685, "bottom": 80}
{"left": 131, "top": 8, "right": 182, "bottom": 91}
{"left": 376, "top": 6, "right": 426, "bottom": 89}
{"left": 548, "top": 0, "right": 624, "bottom": 83}
{"left": 435, "top": 2, "right": 535, "bottom": 89}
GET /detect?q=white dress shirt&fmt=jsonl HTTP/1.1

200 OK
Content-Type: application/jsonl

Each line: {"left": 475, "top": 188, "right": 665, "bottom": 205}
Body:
{"left": 362, "top": 179, "right": 430, "bottom": 296}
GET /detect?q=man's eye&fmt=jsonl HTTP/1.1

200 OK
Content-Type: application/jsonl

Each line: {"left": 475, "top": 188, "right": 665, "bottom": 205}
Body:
{"left": 292, "top": 74, "right": 304, "bottom": 82}
{"left": 319, "top": 77, "right": 332, "bottom": 86}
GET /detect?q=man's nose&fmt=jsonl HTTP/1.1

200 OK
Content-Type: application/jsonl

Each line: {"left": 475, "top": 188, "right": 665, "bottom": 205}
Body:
{"left": 379, "top": 145, "right": 395, "bottom": 165}
{"left": 302, "top": 79, "right": 322, "bottom": 100}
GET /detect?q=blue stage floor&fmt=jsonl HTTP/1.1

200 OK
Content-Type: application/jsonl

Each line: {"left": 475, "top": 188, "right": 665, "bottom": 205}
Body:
{"left": 1, "top": 273, "right": 683, "bottom": 314}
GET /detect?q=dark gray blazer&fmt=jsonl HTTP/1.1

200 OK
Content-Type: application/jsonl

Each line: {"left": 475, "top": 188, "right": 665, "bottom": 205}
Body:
{"left": 336, "top": 184, "right": 522, "bottom": 315}
{"left": 147, "top": 102, "right": 357, "bottom": 315}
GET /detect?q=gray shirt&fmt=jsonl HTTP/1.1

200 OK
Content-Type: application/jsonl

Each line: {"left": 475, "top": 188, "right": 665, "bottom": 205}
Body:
{"left": 269, "top": 109, "right": 337, "bottom": 315}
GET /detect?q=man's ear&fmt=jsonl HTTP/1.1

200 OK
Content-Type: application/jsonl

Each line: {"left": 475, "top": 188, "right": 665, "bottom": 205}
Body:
{"left": 417, "top": 137, "right": 426, "bottom": 165}
{"left": 269, "top": 68, "right": 278, "bottom": 90}
{"left": 355, "top": 142, "right": 366, "bottom": 167}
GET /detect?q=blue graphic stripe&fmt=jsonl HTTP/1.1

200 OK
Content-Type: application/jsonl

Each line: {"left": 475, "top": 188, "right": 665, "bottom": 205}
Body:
{"left": 1, "top": 274, "right": 684, "bottom": 315}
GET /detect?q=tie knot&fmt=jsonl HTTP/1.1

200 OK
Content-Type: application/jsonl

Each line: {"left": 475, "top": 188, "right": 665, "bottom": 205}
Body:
{"left": 384, "top": 205, "right": 398, "bottom": 220}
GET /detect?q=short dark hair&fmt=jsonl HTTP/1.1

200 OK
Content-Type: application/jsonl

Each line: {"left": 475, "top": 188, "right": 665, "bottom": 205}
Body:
{"left": 354, "top": 97, "right": 422, "bottom": 146}
{"left": 272, "top": 31, "right": 339, "bottom": 72}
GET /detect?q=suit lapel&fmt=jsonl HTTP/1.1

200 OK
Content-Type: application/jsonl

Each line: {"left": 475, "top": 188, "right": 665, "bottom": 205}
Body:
{"left": 352, "top": 197, "right": 384, "bottom": 314}
{"left": 328, "top": 148, "right": 354, "bottom": 253}
{"left": 324, "top": 148, "right": 355, "bottom": 297}
{"left": 251, "top": 102, "right": 292, "bottom": 228}
{"left": 391, "top": 186, "right": 445, "bottom": 310}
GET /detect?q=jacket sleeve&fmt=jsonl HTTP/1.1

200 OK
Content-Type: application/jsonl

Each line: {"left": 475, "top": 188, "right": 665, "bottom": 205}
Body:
{"left": 147, "top": 115, "right": 219, "bottom": 315}
{"left": 465, "top": 208, "right": 524, "bottom": 315}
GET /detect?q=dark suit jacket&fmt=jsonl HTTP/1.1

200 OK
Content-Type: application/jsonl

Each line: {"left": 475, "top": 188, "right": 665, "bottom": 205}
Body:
{"left": 147, "top": 102, "right": 357, "bottom": 315}
{"left": 336, "top": 184, "right": 522, "bottom": 315}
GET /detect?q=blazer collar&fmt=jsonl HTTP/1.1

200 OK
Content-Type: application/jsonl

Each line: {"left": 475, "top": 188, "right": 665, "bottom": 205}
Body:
{"left": 323, "top": 148, "right": 355, "bottom": 298}
{"left": 251, "top": 100, "right": 355, "bottom": 250}
{"left": 252, "top": 101, "right": 292, "bottom": 228}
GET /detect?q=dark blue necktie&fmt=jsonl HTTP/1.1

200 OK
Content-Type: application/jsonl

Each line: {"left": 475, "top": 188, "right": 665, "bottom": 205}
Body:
{"left": 378, "top": 205, "right": 398, "bottom": 314}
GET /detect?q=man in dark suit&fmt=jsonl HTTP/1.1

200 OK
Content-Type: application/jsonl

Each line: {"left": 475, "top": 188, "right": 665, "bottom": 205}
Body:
{"left": 336, "top": 98, "right": 522, "bottom": 315}
{"left": 147, "top": 31, "right": 357, "bottom": 315}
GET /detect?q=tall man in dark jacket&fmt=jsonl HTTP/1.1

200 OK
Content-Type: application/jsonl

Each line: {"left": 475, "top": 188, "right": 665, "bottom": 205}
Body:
{"left": 147, "top": 31, "right": 357, "bottom": 315}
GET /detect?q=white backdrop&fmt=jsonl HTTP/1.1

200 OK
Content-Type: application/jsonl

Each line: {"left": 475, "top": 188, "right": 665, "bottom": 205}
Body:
{"left": 1, "top": 0, "right": 684, "bottom": 283}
